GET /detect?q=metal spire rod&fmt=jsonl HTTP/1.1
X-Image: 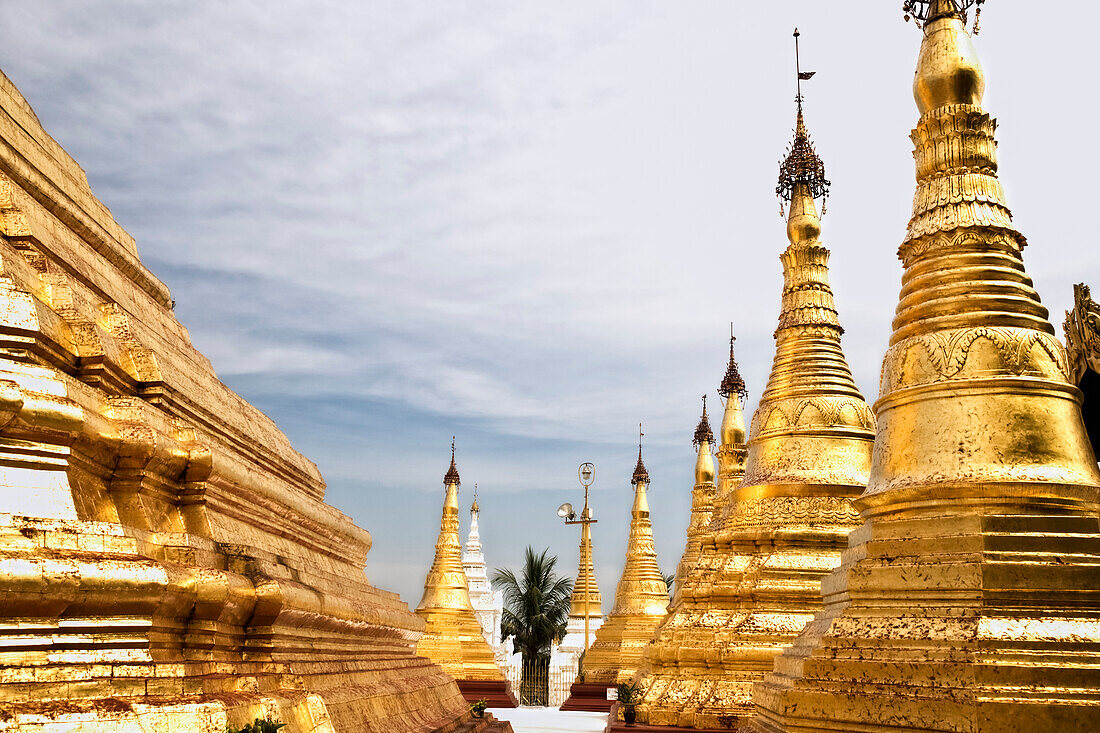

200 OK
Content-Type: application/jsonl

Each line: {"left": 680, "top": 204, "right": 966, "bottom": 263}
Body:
{"left": 794, "top": 28, "right": 803, "bottom": 106}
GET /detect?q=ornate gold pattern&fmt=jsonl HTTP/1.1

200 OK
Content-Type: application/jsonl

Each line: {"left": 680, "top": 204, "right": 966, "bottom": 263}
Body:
{"left": 754, "top": 7, "right": 1100, "bottom": 731}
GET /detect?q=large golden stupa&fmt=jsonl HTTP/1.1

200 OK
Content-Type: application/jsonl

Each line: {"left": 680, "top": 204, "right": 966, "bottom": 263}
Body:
{"left": 754, "top": 2, "right": 1100, "bottom": 730}
{"left": 579, "top": 443, "right": 670, "bottom": 689}
{"left": 0, "top": 70, "right": 504, "bottom": 731}
{"left": 637, "top": 62, "right": 876, "bottom": 726}
{"left": 415, "top": 443, "right": 516, "bottom": 707}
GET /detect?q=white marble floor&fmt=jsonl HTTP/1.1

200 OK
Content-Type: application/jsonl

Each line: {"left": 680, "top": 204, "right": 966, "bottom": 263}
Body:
{"left": 490, "top": 707, "right": 607, "bottom": 733}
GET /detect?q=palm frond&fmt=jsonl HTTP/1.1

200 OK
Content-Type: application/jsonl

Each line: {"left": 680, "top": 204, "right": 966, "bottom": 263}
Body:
{"left": 493, "top": 546, "right": 574, "bottom": 659}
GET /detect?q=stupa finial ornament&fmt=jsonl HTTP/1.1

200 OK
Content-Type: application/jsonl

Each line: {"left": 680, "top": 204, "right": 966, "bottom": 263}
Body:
{"left": 903, "top": 0, "right": 985, "bottom": 33}
{"left": 444, "top": 436, "right": 460, "bottom": 486}
{"left": 632, "top": 423, "right": 649, "bottom": 485}
{"left": 718, "top": 322, "right": 748, "bottom": 402}
{"left": 693, "top": 395, "right": 714, "bottom": 449}
{"left": 777, "top": 29, "right": 829, "bottom": 217}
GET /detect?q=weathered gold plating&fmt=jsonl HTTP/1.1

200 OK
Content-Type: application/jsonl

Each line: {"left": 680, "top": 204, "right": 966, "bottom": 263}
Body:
{"left": 754, "top": 8, "right": 1100, "bottom": 732}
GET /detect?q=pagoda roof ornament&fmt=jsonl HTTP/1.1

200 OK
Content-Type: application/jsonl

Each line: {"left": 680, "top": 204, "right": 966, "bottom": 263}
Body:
{"left": 471, "top": 482, "right": 479, "bottom": 513}
{"left": 903, "top": 0, "right": 985, "bottom": 33}
{"left": 444, "top": 436, "right": 461, "bottom": 486}
{"left": 718, "top": 322, "right": 748, "bottom": 402}
{"left": 632, "top": 423, "right": 649, "bottom": 486}
{"left": 776, "top": 29, "right": 829, "bottom": 213}
{"left": 693, "top": 395, "right": 714, "bottom": 449}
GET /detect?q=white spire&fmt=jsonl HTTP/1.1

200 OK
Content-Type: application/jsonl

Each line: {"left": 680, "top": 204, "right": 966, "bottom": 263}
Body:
{"left": 461, "top": 485, "right": 506, "bottom": 666}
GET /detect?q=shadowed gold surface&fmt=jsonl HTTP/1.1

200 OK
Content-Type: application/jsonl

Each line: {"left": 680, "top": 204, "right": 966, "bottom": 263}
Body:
{"left": 0, "top": 69, "right": 487, "bottom": 732}
{"left": 636, "top": 108, "right": 874, "bottom": 726}
{"left": 753, "top": 6, "right": 1100, "bottom": 731}
{"left": 581, "top": 448, "right": 669, "bottom": 685}
{"left": 415, "top": 455, "right": 508, "bottom": 683}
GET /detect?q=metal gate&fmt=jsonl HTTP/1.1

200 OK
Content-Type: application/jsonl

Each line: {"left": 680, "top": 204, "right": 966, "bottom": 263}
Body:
{"left": 517, "top": 659, "right": 549, "bottom": 706}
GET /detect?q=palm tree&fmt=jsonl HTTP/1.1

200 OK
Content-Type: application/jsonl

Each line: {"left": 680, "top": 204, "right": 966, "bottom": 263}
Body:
{"left": 663, "top": 570, "right": 676, "bottom": 601}
{"left": 492, "top": 547, "right": 572, "bottom": 706}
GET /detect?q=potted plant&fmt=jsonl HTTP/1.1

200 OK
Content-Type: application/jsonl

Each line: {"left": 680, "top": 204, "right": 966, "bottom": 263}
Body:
{"left": 227, "top": 719, "right": 286, "bottom": 733}
{"left": 469, "top": 699, "right": 488, "bottom": 718}
{"left": 616, "top": 681, "right": 642, "bottom": 726}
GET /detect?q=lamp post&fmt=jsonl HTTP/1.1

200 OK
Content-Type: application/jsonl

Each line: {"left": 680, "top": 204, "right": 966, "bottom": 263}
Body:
{"left": 558, "top": 462, "right": 597, "bottom": 672}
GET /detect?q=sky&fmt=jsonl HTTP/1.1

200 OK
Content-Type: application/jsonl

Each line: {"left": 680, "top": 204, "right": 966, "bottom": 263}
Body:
{"left": 1, "top": 1, "right": 1097, "bottom": 609}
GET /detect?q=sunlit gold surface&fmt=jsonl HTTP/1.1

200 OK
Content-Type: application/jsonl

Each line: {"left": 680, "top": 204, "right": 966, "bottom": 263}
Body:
{"left": 637, "top": 135, "right": 874, "bottom": 726}
{"left": 0, "top": 70, "right": 483, "bottom": 732}
{"left": 582, "top": 450, "right": 669, "bottom": 685}
{"left": 415, "top": 459, "right": 507, "bottom": 683}
{"left": 754, "top": 9, "right": 1100, "bottom": 732}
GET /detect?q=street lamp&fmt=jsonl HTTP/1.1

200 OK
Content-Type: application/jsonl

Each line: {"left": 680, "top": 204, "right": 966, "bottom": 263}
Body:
{"left": 562, "top": 462, "right": 597, "bottom": 672}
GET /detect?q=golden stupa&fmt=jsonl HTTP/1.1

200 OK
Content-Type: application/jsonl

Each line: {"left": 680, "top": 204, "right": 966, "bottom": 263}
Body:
{"left": 637, "top": 48, "right": 877, "bottom": 725}
{"left": 563, "top": 499, "right": 604, "bottom": 651}
{"left": 671, "top": 396, "right": 719, "bottom": 605}
{"left": 559, "top": 471, "right": 606, "bottom": 711}
{"left": 635, "top": 341, "right": 749, "bottom": 723}
{"left": 415, "top": 442, "right": 516, "bottom": 707}
{"left": 713, "top": 337, "right": 751, "bottom": 523}
{"left": 580, "top": 441, "right": 670, "bottom": 688}
{"left": 754, "top": 2, "right": 1100, "bottom": 730}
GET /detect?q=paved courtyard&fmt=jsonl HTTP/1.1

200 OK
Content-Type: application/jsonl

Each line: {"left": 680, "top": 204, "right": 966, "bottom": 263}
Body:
{"left": 491, "top": 707, "right": 607, "bottom": 733}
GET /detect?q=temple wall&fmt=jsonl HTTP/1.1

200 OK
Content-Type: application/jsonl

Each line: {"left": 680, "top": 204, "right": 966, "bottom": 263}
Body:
{"left": 0, "top": 69, "right": 483, "bottom": 732}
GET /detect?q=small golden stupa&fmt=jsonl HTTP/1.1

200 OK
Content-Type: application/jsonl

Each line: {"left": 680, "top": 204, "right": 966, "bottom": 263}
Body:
{"left": 714, "top": 334, "right": 751, "bottom": 518}
{"left": 561, "top": 502, "right": 604, "bottom": 653}
{"left": 415, "top": 440, "right": 516, "bottom": 707}
{"left": 580, "top": 438, "right": 670, "bottom": 688}
{"left": 635, "top": 342, "right": 749, "bottom": 723}
{"left": 637, "top": 37, "right": 876, "bottom": 724}
{"left": 671, "top": 396, "right": 718, "bottom": 604}
{"left": 754, "top": 2, "right": 1100, "bottom": 730}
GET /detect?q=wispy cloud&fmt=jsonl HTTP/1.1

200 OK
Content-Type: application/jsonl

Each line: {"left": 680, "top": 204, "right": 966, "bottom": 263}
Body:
{"left": 2, "top": 0, "right": 1095, "bottom": 606}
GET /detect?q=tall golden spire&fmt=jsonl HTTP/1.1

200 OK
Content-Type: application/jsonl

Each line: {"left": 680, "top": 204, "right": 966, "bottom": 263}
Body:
{"left": 756, "top": 6, "right": 1100, "bottom": 731}
{"left": 567, "top": 468, "right": 603, "bottom": 624}
{"left": 415, "top": 440, "right": 513, "bottom": 704}
{"left": 637, "top": 31, "right": 875, "bottom": 727}
{"left": 671, "top": 396, "right": 716, "bottom": 603}
{"left": 715, "top": 326, "right": 749, "bottom": 512}
{"left": 581, "top": 432, "right": 669, "bottom": 687}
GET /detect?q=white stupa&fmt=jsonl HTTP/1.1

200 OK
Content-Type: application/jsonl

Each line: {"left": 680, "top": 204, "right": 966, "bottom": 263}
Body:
{"left": 462, "top": 486, "right": 508, "bottom": 671}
